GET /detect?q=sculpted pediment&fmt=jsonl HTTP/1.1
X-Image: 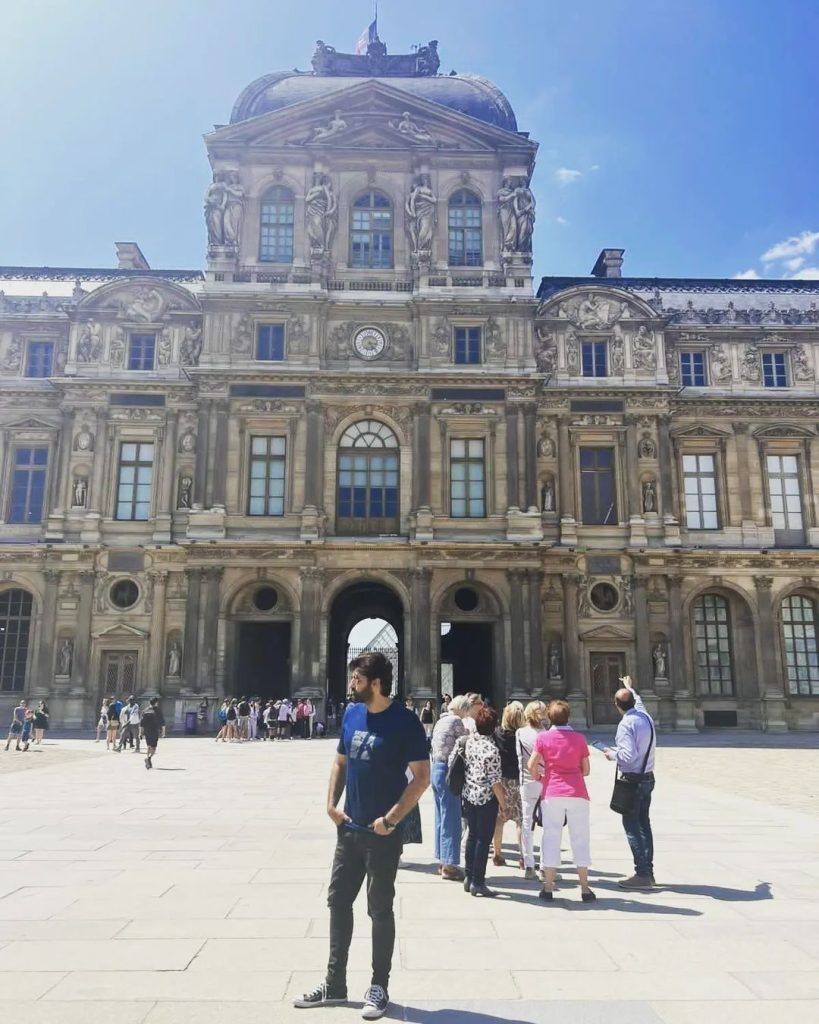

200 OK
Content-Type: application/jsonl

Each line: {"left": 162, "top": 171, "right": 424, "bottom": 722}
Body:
{"left": 581, "top": 624, "right": 633, "bottom": 640}
{"left": 4, "top": 417, "right": 57, "bottom": 432}
{"left": 94, "top": 622, "right": 149, "bottom": 639}
{"left": 672, "top": 424, "right": 731, "bottom": 440}
{"left": 537, "top": 287, "right": 658, "bottom": 328}
{"left": 753, "top": 424, "right": 815, "bottom": 439}
{"left": 76, "top": 277, "right": 201, "bottom": 321}
{"left": 207, "top": 80, "right": 535, "bottom": 155}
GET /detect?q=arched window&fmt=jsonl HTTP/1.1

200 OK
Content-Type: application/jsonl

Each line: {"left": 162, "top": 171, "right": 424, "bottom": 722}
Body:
{"left": 259, "top": 186, "right": 295, "bottom": 263}
{"left": 0, "top": 589, "right": 33, "bottom": 692}
{"left": 350, "top": 191, "right": 393, "bottom": 268}
{"left": 693, "top": 593, "right": 734, "bottom": 695}
{"left": 781, "top": 594, "right": 819, "bottom": 696}
{"left": 448, "top": 189, "right": 482, "bottom": 266}
{"left": 337, "top": 420, "right": 399, "bottom": 535}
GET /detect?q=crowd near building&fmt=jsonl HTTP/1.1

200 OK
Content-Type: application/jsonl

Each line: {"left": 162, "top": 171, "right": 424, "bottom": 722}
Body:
{"left": 1, "top": 33, "right": 818, "bottom": 732}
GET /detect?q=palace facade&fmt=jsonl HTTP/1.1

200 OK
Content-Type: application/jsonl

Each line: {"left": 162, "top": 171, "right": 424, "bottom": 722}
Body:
{"left": 1, "top": 36, "right": 818, "bottom": 731}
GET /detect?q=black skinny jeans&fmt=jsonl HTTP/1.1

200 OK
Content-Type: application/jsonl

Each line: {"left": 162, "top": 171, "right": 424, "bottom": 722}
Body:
{"left": 463, "top": 796, "right": 499, "bottom": 887}
{"left": 327, "top": 826, "right": 402, "bottom": 992}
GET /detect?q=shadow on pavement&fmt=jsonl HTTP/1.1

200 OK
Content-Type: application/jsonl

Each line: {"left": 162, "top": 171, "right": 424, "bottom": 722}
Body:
{"left": 395, "top": 1009, "right": 535, "bottom": 1024}
{"left": 656, "top": 880, "right": 772, "bottom": 901}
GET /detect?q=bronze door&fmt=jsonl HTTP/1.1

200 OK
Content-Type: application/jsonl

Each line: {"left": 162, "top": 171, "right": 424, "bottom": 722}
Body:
{"left": 590, "top": 651, "right": 626, "bottom": 725}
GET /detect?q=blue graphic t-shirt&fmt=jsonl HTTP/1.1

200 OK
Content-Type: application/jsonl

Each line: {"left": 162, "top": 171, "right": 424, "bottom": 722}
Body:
{"left": 337, "top": 701, "right": 429, "bottom": 826}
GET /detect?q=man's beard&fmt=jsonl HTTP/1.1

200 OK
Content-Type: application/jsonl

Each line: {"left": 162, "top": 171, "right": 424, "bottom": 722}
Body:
{"left": 350, "top": 681, "right": 377, "bottom": 704}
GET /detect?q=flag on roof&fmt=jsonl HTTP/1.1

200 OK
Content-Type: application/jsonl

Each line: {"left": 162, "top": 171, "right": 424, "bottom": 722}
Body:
{"left": 355, "top": 18, "right": 378, "bottom": 55}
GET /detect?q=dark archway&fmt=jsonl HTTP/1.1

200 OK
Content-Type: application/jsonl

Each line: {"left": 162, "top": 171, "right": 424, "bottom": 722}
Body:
{"left": 327, "top": 581, "right": 404, "bottom": 702}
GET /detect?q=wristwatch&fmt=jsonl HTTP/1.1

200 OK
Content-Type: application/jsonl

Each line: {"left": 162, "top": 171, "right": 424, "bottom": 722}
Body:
{"left": 383, "top": 816, "right": 397, "bottom": 831}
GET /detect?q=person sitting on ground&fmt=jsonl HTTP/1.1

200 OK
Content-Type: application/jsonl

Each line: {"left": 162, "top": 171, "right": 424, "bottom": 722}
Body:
{"left": 492, "top": 701, "right": 525, "bottom": 869}
{"left": 516, "top": 700, "right": 548, "bottom": 880}
{"left": 454, "top": 705, "right": 508, "bottom": 898}
{"left": 528, "top": 699, "right": 595, "bottom": 903}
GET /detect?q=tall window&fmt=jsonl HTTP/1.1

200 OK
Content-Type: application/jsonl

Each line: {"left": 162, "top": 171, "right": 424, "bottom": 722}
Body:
{"left": 582, "top": 341, "right": 607, "bottom": 377}
{"left": 448, "top": 189, "right": 482, "bottom": 266}
{"left": 454, "top": 326, "right": 482, "bottom": 365}
{"left": 116, "top": 442, "right": 154, "bottom": 521}
{"left": 579, "top": 447, "right": 616, "bottom": 525}
{"left": 0, "top": 589, "right": 32, "bottom": 692}
{"left": 337, "top": 420, "right": 399, "bottom": 535}
{"left": 762, "top": 351, "right": 787, "bottom": 387}
{"left": 450, "top": 439, "right": 486, "bottom": 518}
{"left": 248, "top": 437, "right": 286, "bottom": 516}
{"left": 682, "top": 453, "right": 719, "bottom": 529}
{"left": 781, "top": 594, "right": 819, "bottom": 696}
{"left": 8, "top": 447, "right": 48, "bottom": 524}
{"left": 350, "top": 191, "right": 393, "bottom": 268}
{"left": 128, "top": 334, "right": 156, "bottom": 371}
{"left": 767, "top": 453, "right": 804, "bottom": 543}
{"left": 256, "top": 324, "right": 285, "bottom": 361}
{"left": 25, "top": 341, "right": 54, "bottom": 378}
{"left": 693, "top": 594, "right": 734, "bottom": 695}
{"left": 259, "top": 186, "right": 295, "bottom": 263}
{"left": 680, "top": 351, "right": 707, "bottom": 386}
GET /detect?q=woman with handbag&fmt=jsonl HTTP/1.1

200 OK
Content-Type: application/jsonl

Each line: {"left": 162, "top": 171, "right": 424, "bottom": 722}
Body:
{"left": 453, "top": 705, "right": 508, "bottom": 898}
{"left": 527, "top": 699, "right": 596, "bottom": 903}
{"left": 516, "top": 700, "right": 548, "bottom": 880}
{"left": 430, "top": 694, "right": 473, "bottom": 880}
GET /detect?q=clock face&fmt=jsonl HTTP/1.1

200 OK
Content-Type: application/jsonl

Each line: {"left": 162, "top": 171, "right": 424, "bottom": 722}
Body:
{"left": 353, "top": 327, "right": 386, "bottom": 361}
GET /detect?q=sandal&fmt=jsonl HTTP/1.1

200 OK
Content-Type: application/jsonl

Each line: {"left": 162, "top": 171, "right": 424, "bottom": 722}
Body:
{"left": 492, "top": 854, "right": 507, "bottom": 867}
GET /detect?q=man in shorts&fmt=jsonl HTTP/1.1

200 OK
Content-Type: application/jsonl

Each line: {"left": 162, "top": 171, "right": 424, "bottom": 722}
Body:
{"left": 140, "top": 697, "right": 166, "bottom": 769}
{"left": 5, "top": 699, "right": 27, "bottom": 752}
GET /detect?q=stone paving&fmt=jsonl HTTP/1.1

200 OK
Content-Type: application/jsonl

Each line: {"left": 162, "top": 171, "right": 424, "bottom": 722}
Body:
{"left": 0, "top": 732, "right": 817, "bottom": 1023}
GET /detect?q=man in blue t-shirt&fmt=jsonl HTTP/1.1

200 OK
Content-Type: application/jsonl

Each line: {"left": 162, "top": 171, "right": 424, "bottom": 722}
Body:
{"left": 294, "top": 652, "right": 429, "bottom": 1021}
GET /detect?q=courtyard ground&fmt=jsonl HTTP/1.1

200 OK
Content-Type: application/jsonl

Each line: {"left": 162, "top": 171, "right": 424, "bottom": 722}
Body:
{"left": 0, "top": 730, "right": 817, "bottom": 1024}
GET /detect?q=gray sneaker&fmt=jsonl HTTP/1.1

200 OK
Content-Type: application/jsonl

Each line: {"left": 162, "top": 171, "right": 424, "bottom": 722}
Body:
{"left": 618, "top": 874, "right": 654, "bottom": 891}
{"left": 524, "top": 867, "right": 538, "bottom": 881}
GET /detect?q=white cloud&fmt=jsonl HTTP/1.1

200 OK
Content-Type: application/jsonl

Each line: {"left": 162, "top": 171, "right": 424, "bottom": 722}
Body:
{"left": 782, "top": 256, "right": 805, "bottom": 272}
{"left": 791, "top": 266, "right": 819, "bottom": 280}
{"left": 733, "top": 268, "right": 760, "bottom": 280}
{"left": 554, "top": 167, "right": 583, "bottom": 185}
{"left": 761, "top": 230, "right": 819, "bottom": 264}
{"left": 555, "top": 216, "right": 569, "bottom": 226}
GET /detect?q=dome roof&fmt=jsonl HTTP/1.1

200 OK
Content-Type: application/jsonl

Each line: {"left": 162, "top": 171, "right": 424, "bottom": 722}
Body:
{"left": 230, "top": 70, "right": 518, "bottom": 133}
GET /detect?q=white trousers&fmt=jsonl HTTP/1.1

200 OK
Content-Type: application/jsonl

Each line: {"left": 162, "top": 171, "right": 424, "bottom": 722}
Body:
{"left": 540, "top": 796, "right": 591, "bottom": 869}
{"left": 520, "top": 780, "right": 542, "bottom": 869}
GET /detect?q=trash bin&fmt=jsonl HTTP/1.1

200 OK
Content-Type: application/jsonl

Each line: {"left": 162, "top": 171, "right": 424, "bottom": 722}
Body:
{"left": 184, "top": 711, "right": 198, "bottom": 735}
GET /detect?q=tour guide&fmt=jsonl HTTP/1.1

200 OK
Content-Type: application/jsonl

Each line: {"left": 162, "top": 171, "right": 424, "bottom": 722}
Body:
{"left": 294, "top": 651, "right": 430, "bottom": 1020}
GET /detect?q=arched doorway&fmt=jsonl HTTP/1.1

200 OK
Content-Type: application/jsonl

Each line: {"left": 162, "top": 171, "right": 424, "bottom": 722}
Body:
{"left": 327, "top": 581, "right": 404, "bottom": 702}
{"left": 229, "top": 581, "right": 294, "bottom": 701}
{"left": 438, "top": 582, "right": 502, "bottom": 707}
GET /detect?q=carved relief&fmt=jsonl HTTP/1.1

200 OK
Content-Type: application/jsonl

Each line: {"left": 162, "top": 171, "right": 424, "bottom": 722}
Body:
{"left": 236, "top": 400, "right": 299, "bottom": 415}
{"left": 430, "top": 317, "right": 451, "bottom": 355}
{"left": 537, "top": 430, "right": 555, "bottom": 458}
{"left": 178, "top": 430, "right": 197, "bottom": 454}
{"left": 157, "top": 326, "right": 172, "bottom": 366}
{"left": 0, "top": 336, "right": 22, "bottom": 371}
{"left": 485, "top": 317, "right": 505, "bottom": 358}
{"left": 180, "top": 323, "right": 203, "bottom": 366}
{"left": 233, "top": 314, "right": 252, "bottom": 354}
{"left": 740, "top": 344, "right": 761, "bottom": 382}
{"left": 110, "top": 328, "right": 125, "bottom": 367}
{"left": 534, "top": 327, "right": 557, "bottom": 374}
{"left": 287, "top": 316, "right": 309, "bottom": 356}
{"left": 388, "top": 110, "right": 433, "bottom": 143}
{"left": 565, "top": 331, "right": 580, "bottom": 376}
{"left": 638, "top": 434, "right": 656, "bottom": 459}
{"left": 792, "top": 344, "right": 815, "bottom": 382}
{"left": 709, "top": 344, "right": 733, "bottom": 383}
{"left": 77, "top": 320, "right": 103, "bottom": 362}
{"left": 610, "top": 332, "right": 625, "bottom": 374}
{"left": 556, "top": 293, "right": 629, "bottom": 330}
{"left": 631, "top": 325, "right": 656, "bottom": 372}
{"left": 73, "top": 425, "right": 95, "bottom": 452}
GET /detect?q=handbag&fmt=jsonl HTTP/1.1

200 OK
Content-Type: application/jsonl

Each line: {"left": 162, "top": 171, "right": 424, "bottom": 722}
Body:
{"left": 610, "top": 713, "right": 655, "bottom": 815}
{"left": 445, "top": 736, "right": 468, "bottom": 795}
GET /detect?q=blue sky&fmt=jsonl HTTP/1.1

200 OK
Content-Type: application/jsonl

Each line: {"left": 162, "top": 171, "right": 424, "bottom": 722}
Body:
{"left": 1, "top": 0, "right": 818, "bottom": 282}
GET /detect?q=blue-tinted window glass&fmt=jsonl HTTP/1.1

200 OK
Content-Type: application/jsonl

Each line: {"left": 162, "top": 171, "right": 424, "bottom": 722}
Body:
{"left": 8, "top": 447, "right": 48, "bottom": 524}
{"left": 579, "top": 446, "right": 617, "bottom": 525}
{"left": 259, "top": 187, "right": 295, "bottom": 263}
{"left": 247, "top": 436, "right": 286, "bottom": 516}
{"left": 581, "top": 341, "right": 607, "bottom": 377}
{"left": 337, "top": 452, "right": 398, "bottom": 519}
{"left": 350, "top": 191, "right": 393, "bottom": 268}
{"left": 450, "top": 438, "right": 486, "bottom": 517}
{"left": 454, "top": 327, "right": 482, "bottom": 365}
{"left": 255, "top": 324, "right": 285, "bottom": 361}
{"left": 448, "top": 190, "right": 482, "bottom": 267}
{"left": 115, "top": 442, "right": 154, "bottom": 521}
{"left": 762, "top": 352, "right": 787, "bottom": 387}
{"left": 680, "top": 351, "right": 707, "bottom": 386}
{"left": 128, "top": 334, "right": 155, "bottom": 371}
{"left": 25, "top": 342, "right": 54, "bottom": 378}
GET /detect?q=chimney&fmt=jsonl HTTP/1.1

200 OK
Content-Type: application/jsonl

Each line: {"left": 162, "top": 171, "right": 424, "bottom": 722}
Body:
{"left": 591, "top": 248, "right": 625, "bottom": 279}
{"left": 115, "top": 242, "right": 150, "bottom": 271}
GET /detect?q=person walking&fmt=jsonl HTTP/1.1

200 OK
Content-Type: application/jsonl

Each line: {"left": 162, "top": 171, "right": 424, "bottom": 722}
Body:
{"left": 116, "top": 699, "right": 132, "bottom": 751}
{"left": 293, "top": 652, "right": 429, "bottom": 1020}
{"left": 420, "top": 700, "right": 435, "bottom": 739}
{"left": 20, "top": 706, "right": 34, "bottom": 751}
{"left": 236, "top": 697, "right": 251, "bottom": 741}
{"left": 95, "top": 699, "right": 109, "bottom": 742}
{"left": 492, "top": 701, "right": 524, "bottom": 869}
{"left": 275, "top": 699, "right": 290, "bottom": 740}
{"left": 528, "top": 699, "right": 596, "bottom": 903}
{"left": 5, "top": 699, "right": 27, "bottom": 751}
{"left": 140, "top": 697, "right": 166, "bottom": 769}
{"left": 430, "top": 694, "right": 471, "bottom": 881}
{"left": 455, "top": 705, "right": 508, "bottom": 898}
{"left": 516, "top": 700, "right": 548, "bottom": 880}
{"left": 105, "top": 696, "right": 120, "bottom": 750}
{"left": 33, "top": 701, "right": 50, "bottom": 745}
{"left": 604, "top": 675, "right": 657, "bottom": 890}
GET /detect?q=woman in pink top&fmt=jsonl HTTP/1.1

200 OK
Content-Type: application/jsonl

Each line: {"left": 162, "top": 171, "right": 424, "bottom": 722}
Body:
{"left": 527, "top": 699, "right": 595, "bottom": 903}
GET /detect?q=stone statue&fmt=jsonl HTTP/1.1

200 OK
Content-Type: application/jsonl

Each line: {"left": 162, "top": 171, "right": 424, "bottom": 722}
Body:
{"left": 178, "top": 476, "right": 193, "bottom": 509}
{"left": 157, "top": 327, "right": 172, "bottom": 366}
{"left": 642, "top": 480, "right": 657, "bottom": 513}
{"left": 72, "top": 477, "right": 87, "bottom": 508}
{"left": 305, "top": 172, "right": 338, "bottom": 252}
{"left": 534, "top": 328, "right": 557, "bottom": 375}
{"left": 497, "top": 177, "right": 518, "bottom": 252}
{"left": 405, "top": 174, "right": 436, "bottom": 253}
{"left": 513, "top": 182, "right": 536, "bottom": 253}
{"left": 498, "top": 177, "right": 536, "bottom": 253}
{"left": 312, "top": 110, "right": 347, "bottom": 140}
{"left": 167, "top": 640, "right": 181, "bottom": 677}
{"left": 638, "top": 435, "right": 656, "bottom": 459}
{"left": 204, "top": 170, "right": 245, "bottom": 248}
{"left": 122, "top": 287, "right": 166, "bottom": 322}
{"left": 73, "top": 427, "right": 94, "bottom": 452}
{"left": 620, "top": 576, "right": 635, "bottom": 616}
{"left": 222, "top": 171, "right": 245, "bottom": 246}
{"left": 204, "top": 174, "right": 226, "bottom": 246}
{"left": 548, "top": 642, "right": 562, "bottom": 679}
{"left": 793, "top": 344, "right": 815, "bottom": 381}
{"left": 1, "top": 336, "right": 23, "bottom": 371}
{"left": 77, "top": 321, "right": 102, "bottom": 362}
{"left": 710, "top": 344, "right": 733, "bottom": 383}
{"left": 110, "top": 330, "right": 125, "bottom": 367}
{"left": 180, "top": 324, "right": 203, "bottom": 366}
{"left": 57, "top": 639, "right": 73, "bottom": 677}
{"left": 537, "top": 432, "right": 555, "bottom": 458}
{"left": 631, "top": 325, "right": 656, "bottom": 371}
{"left": 178, "top": 431, "right": 196, "bottom": 454}
{"left": 541, "top": 478, "right": 555, "bottom": 512}
{"left": 390, "top": 111, "right": 433, "bottom": 143}
{"left": 653, "top": 643, "right": 667, "bottom": 679}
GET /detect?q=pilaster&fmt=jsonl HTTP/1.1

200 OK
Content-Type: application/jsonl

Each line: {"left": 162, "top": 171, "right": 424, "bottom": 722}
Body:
{"left": 755, "top": 576, "right": 788, "bottom": 732}
{"left": 180, "top": 568, "right": 202, "bottom": 693}
{"left": 408, "top": 567, "right": 433, "bottom": 696}
{"left": 562, "top": 572, "right": 585, "bottom": 724}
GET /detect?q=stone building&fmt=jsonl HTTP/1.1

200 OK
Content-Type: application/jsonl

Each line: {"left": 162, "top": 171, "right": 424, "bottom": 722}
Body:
{"left": 0, "top": 35, "right": 817, "bottom": 731}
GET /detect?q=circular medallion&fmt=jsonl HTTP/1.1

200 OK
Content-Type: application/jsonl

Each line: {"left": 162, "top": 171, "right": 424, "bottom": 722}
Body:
{"left": 353, "top": 327, "right": 386, "bottom": 361}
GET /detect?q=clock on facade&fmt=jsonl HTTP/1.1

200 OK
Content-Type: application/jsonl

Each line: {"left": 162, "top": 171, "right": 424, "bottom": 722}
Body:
{"left": 353, "top": 326, "right": 387, "bottom": 360}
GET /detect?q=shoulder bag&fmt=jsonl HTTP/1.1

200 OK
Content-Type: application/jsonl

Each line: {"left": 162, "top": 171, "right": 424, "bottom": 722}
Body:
{"left": 609, "top": 714, "right": 655, "bottom": 816}
{"left": 445, "top": 735, "right": 469, "bottom": 796}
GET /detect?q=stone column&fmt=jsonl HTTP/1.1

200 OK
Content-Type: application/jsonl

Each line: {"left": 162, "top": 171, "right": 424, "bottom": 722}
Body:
{"left": 88, "top": 411, "right": 109, "bottom": 513}
{"left": 147, "top": 570, "right": 169, "bottom": 691}
{"left": 668, "top": 574, "right": 696, "bottom": 731}
{"left": 732, "top": 423, "right": 753, "bottom": 521}
{"left": 298, "top": 568, "right": 324, "bottom": 693}
{"left": 507, "top": 569, "right": 526, "bottom": 688}
{"left": 522, "top": 403, "right": 539, "bottom": 510}
{"left": 557, "top": 416, "right": 576, "bottom": 518}
{"left": 505, "top": 404, "right": 520, "bottom": 508}
{"left": 415, "top": 404, "right": 431, "bottom": 508}
{"left": 180, "top": 568, "right": 202, "bottom": 692}
{"left": 304, "top": 401, "right": 325, "bottom": 508}
{"left": 71, "top": 570, "right": 96, "bottom": 692}
{"left": 657, "top": 414, "right": 674, "bottom": 518}
{"left": 408, "top": 567, "right": 433, "bottom": 695}
{"left": 198, "top": 567, "right": 223, "bottom": 693}
{"left": 755, "top": 576, "right": 787, "bottom": 731}
{"left": 634, "top": 576, "right": 654, "bottom": 693}
{"left": 36, "top": 569, "right": 61, "bottom": 694}
{"left": 625, "top": 418, "right": 642, "bottom": 518}
{"left": 51, "top": 407, "right": 75, "bottom": 512}
{"left": 193, "top": 405, "right": 210, "bottom": 506}
{"left": 562, "top": 573, "right": 585, "bottom": 722}
{"left": 211, "top": 402, "right": 229, "bottom": 506}
{"left": 527, "top": 569, "right": 545, "bottom": 691}
{"left": 158, "top": 412, "right": 178, "bottom": 514}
